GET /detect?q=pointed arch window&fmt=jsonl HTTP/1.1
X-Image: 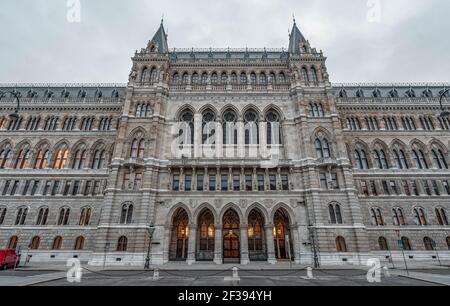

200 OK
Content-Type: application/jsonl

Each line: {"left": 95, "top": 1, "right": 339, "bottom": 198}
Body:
{"left": 315, "top": 138, "right": 331, "bottom": 159}
{"left": 413, "top": 208, "right": 427, "bottom": 226}
{"left": 179, "top": 110, "right": 194, "bottom": 146}
{"left": 182, "top": 73, "right": 189, "bottom": 84}
{"left": 329, "top": 203, "right": 343, "bottom": 224}
{"left": 191, "top": 73, "right": 199, "bottom": 85}
{"left": 8, "top": 236, "right": 18, "bottom": 249}
{"left": 117, "top": 236, "right": 128, "bottom": 252}
{"left": 36, "top": 207, "right": 49, "bottom": 226}
{"left": 120, "top": 203, "right": 133, "bottom": 224}
{"left": 15, "top": 207, "right": 28, "bottom": 225}
{"left": 354, "top": 149, "right": 369, "bottom": 169}
{"left": 141, "top": 68, "right": 149, "bottom": 82}
{"left": 92, "top": 150, "right": 106, "bottom": 169}
{"left": 240, "top": 73, "right": 247, "bottom": 84}
{"left": 30, "top": 236, "right": 41, "bottom": 250}
{"left": 374, "top": 149, "right": 389, "bottom": 169}
{"left": 311, "top": 67, "right": 318, "bottom": 83}
{"left": 221, "top": 72, "right": 228, "bottom": 84}
{"left": 52, "top": 236, "right": 62, "bottom": 250}
{"left": 412, "top": 149, "right": 428, "bottom": 169}
{"left": 266, "top": 111, "right": 281, "bottom": 145}
{"left": 14, "top": 149, "right": 30, "bottom": 169}
{"left": 211, "top": 73, "right": 218, "bottom": 84}
{"left": 336, "top": 236, "right": 347, "bottom": 252}
{"left": 432, "top": 149, "right": 448, "bottom": 169}
{"left": 74, "top": 236, "right": 85, "bottom": 250}
{"left": 0, "top": 149, "right": 11, "bottom": 168}
{"left": 202, "top": 110, "right": 216, "bottom": 144}
{"left": 279, "top": 72, "right": 286, "bottom": 84}
{"left": 172, "top": 72, "right": 180, "bottom": 84}
{"left": 301, "top": 67, "right": 309, "bottom": 82}
{"left": 79, "top": 207, "right": 92, "bottom": 226}
{"left": 423, "top": 237, "right": 435, "bottom": 251}
{"left": 393, "top": 208, "right": 406, "bottom": 226}
{"left": 201, "top": 73, "right": 208, "bottom": 85}
{"left": 435, "top": 208, "right": 448, "bottom": 226}
{"left": 244, "top": 110, "right": 259, "bottom": 145}
{"left": 223, "top": 110, "right": 238, "bottom": 145}
{"left": 53, "top": 148, "right": 68, "bottom": 169}
{"left": 35, "top": 149, "right": 49, "bottom": 169}
{"left": 150, "top": 68, "right": 158, "bottom": 83}
{"left": 72, "top": 149, "right": 86, "bottom": 169}
{"left": 370, "top": 208, "right": 384, "bottom": 226}
{"left": 57, "top": 207, "right": 71, "bottom": 226}
{"left": 378, "top": 237, "right": 389, "bottom": 251}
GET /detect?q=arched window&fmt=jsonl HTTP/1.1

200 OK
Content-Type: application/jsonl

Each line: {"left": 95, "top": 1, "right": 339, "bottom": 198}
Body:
{"left": 412, "top": 149, "right": 428, "bottom": 169}
{"left": 53, "top": 148, "right": 68, "bottom": 169}
{"left": 315, "top": 138, "right": 331, "bottom": 159}
{"left": 0, "top": 149, "right": 11, "bottom": 168}
{"left": 423, "top": 237, "right": 435, "bottom": 251}
{"left": 211, "top": 72, "right": 218, "bottom": 84}
{"left": 378, "top": 237, "right": 389, "bottom": 251}
{"left": 447, "top": 237, "right": 450, "bottom": 250}
{"left": 141, "top": 68, "right": 149, "bottom": 83}
{"left": 198, "top": 209, "right": 215, "bottom": 256}
{"left": 191, "top": 72, "right": 199, "bottom": 85}
{"left": 400, "top": 236, "right": 412, "bottom": 250}
{"left": 266, "top": 110, "right": 281, "bottom": 145}
{"left": 130, "top": 139, "right": 145, "bottom": 158}
{"left": 150, "top": 68, "right": 158, "bottom": 83}
{"left": 301, "top": 67, "right": 309, "bottom": 82}
{"left": 221, "top": 72, "right": 228, "bottom": 84}
{"left": 8, "top": 236, "right": 18, "bottom": 249}
{"left": 15, "top": 149, "right": 31, "bottom": 169}
{"left": 329, "top": 203, "right": 343, "bottom": 224}
{"left": 57, "top": 207, "right": 70, "bottom": 226}
{"left": 72, "top": 149, "right": 86, "bottom": 170}
{"left": 172, "top": 72, "right": 179, "bottom": 84}
{"left": 392, "top": 208, "right": 406, "bottom": 226}
{"left": 36, "top": 207, "right": 49, "bottom": 226}
{"left": 182, "top": 73, "right": 189, "bottom": 84}
{"left": 396, "top": 150, "right": 409, "bottom": 169}
{"left": 0, "top": 207, "right": 6, "bottom": 225}
{"left": 179, "top": 110, "right": 194, "bottom": 146}
{"left": 170, "top": 208, "right": 190, "bottom": 260}
{"left": 231, "top": 73, "right": 238, "bottom": 84}
{"left": 244, "top": 110, "right": 259, "bottom": 145}
{"left": 432, "top": 149, "right": 448, "bottom": 169}
{"left": 120, "top": 203, "right": 133, "bottom": 224}
{"left": 269, "top": 72, "right": 276, "bottom": 84}
{"left": 92, "top": 150, "right": 106, "bottom": 169}
{"left": 354, "top": 149, "right": 369, "bottom": 169}
{"left": 30, "top": 236, "right": 40, "bottom": 250}
{"left": 201, "top": 73, "right": 208, "bottom": 85}
{"left": 248, "top": 209, "right": 265, "bottom": 258}
{"left": 79, "top": 207, "right": 92, "bottom": 226}
{"left": 202, "top": 110, "right": 216, "bottom": 145}
{"left": 259, "top": 73, "right": 267, "bottom": 85}
{"left": 413, "top": 208, "right": 427, "bottom": 226}
{"left": 117, "top": 236, "right": 128, "bottom": 252}
{"left": 239, "top": 72, "right": 247, "bottom": 84}
{"left": 34, "top": 149, "right": 49, "bottom": 169}
{"left": 52, "top": 236, "right": 62, "bottom": 250}
{"left": 223, "top": 110, "right": 238, "bottom": 145}
{"left": 370, "top": 208, "right": 384, "bottom": 226}
{"left": 15, "top": 207, "right": 28, "bottom": 225}
{"left": 311, "top": 67, "right": 318, "bottom": 83}
{"left": 74, "top": 236, "right": 85, "bottom": 250}
{"left": 435, "top": 208, "right": 448, "bottom": 226}
{"left": 249, "top": 73, "right": 256, "bottom": 85}
{"left": 374, "top": 150, "right": 388, "bottom": 169}
{"left": 279, "top": 72, "right": 286, "bottom": 84}
{"left": 336, "top": 236, "right": 347, "bottom": 252}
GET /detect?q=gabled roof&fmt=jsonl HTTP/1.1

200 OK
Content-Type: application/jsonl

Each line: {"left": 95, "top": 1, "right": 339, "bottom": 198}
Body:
{"left": 288, "top": 20, "right": 306, "bottom": 54}
{"left": 150, "top": 20, "right": 169, "bottom": 54}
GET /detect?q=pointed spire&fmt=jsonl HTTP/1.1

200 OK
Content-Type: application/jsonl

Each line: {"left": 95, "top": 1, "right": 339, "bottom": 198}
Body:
{"left": 288, "top": 17, "right": 306, "bottom": 54}
{"left": 150, "top": 19, "right": 169, "bottom": 54}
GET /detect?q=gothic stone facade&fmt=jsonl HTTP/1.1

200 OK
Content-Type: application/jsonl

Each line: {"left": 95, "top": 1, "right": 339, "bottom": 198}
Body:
{"left": 0, "top": 22, "right": 449, "bottom": 266}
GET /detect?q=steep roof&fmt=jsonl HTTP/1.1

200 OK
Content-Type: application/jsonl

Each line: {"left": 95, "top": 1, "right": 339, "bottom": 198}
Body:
{"left": 150, "top": 20, "right": 169, "bottom": 54}
{"left": 288, "top": 20, "right": 306, "bottom": 54}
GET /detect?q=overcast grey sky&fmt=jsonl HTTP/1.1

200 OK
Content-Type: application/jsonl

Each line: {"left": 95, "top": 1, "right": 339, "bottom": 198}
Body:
{"left": 0, "top": 0, "right": 449, "bottom": 84}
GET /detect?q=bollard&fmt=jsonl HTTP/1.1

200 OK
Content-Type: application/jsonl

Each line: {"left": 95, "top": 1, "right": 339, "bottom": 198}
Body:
{"left": 382, "top": 266, "right": 390, "bottom": 278}
{"left": 306, "top": 267, "right": 314, "bottom": 279}
{"left": 224, "top": 267, "right": 241, "bottom": 282}
{"left": 153, "top": 268, "right": 160, "bottom": 281}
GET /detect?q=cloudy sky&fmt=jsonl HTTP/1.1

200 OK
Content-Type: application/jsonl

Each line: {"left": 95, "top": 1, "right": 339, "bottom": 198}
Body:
{"left": 0, "top": 0, "right": 449, "bottom": 84}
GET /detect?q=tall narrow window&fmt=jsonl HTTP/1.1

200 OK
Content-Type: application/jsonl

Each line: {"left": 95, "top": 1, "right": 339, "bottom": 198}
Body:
{"left": 57, "top": 207, "right": 70, "bottom": 226}
{"left": 117, "top": 236, "right": 128, "bottom": 252}
{"left": 120, "top": 203, "right": 133, "bottom": 224}
{"left": 336, "top": 236, "right": 347, "bottom": 252}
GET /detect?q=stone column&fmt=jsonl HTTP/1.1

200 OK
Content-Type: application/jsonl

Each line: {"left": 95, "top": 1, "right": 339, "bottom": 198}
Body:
{"left": 187, "top": 224, "right": 197, "bottom": 264}
{"left": 214, "top": 224, "right": 223, "bottom": 264}
{"left": 265, "top": 224, "right": 276, "bottom": 264}
{"left": 240, "top": 224, "right": 249, "bottom": 264}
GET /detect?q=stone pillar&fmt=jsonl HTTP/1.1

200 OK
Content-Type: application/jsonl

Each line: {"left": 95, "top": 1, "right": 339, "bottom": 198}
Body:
{"left": 187, "top": 224, "right": 197, "bottom": 264}
{"left": 240, "top": 224, "right": 249, "bottom": 264}
{"left": 214, "top": 225, "right": 222, "bottom": 264}
{"left": 265, "top": 224, "right": 276, "bottom": 264}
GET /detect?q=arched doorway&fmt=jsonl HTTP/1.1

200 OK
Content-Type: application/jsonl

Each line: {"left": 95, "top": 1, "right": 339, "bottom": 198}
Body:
{"left": 223, "top": 209, "right": 240, "bottom": 263}
{"left": 197, "top": 209, "right": 215, "bottom": 261}
{"left": 273, "top": 208, "right": 293, "bottom": 260}
{"left": 169, "top": 208, "right": 189, "bottom": 261}
{"left": 248, "top": 209, "right": 267, "bottom": 261}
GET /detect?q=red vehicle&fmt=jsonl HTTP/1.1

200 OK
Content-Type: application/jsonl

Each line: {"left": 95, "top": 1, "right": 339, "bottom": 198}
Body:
{"left": 0, "top": 249, "right": 18, "bottom": 270}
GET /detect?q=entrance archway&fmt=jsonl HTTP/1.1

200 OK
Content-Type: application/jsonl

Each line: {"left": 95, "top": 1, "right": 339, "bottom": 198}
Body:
{"left": 196, "top": 208, "right": 215, "bottom": 261}
{"left": 223, "top": 209, "right": 240, "bottom": 263}
{"left": 248, "top": 208, "right": 267, "bottom": 261}
{"left": 273, "top": 208, "right": 293, "bottom": 260}
{"left": 169, "top": 208, "right": 189, "bottom": 261}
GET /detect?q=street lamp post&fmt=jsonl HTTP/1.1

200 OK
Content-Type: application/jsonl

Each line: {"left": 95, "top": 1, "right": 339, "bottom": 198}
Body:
{"left": 439, "top": 89, "right": 450, "bottom": 118}
{"left": 144, "top": 225, "right": 156, "bottom": 270}
{"left": 308, "top": 224, "right": 320, "bottom": 268}
{"left": 0, "top": 90, "right": 21, "bottom": 120}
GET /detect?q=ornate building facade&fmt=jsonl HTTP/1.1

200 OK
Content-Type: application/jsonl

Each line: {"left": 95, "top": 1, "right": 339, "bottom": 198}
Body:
{"left": 0, "top": 21, "right": 449, "bottom": 266}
